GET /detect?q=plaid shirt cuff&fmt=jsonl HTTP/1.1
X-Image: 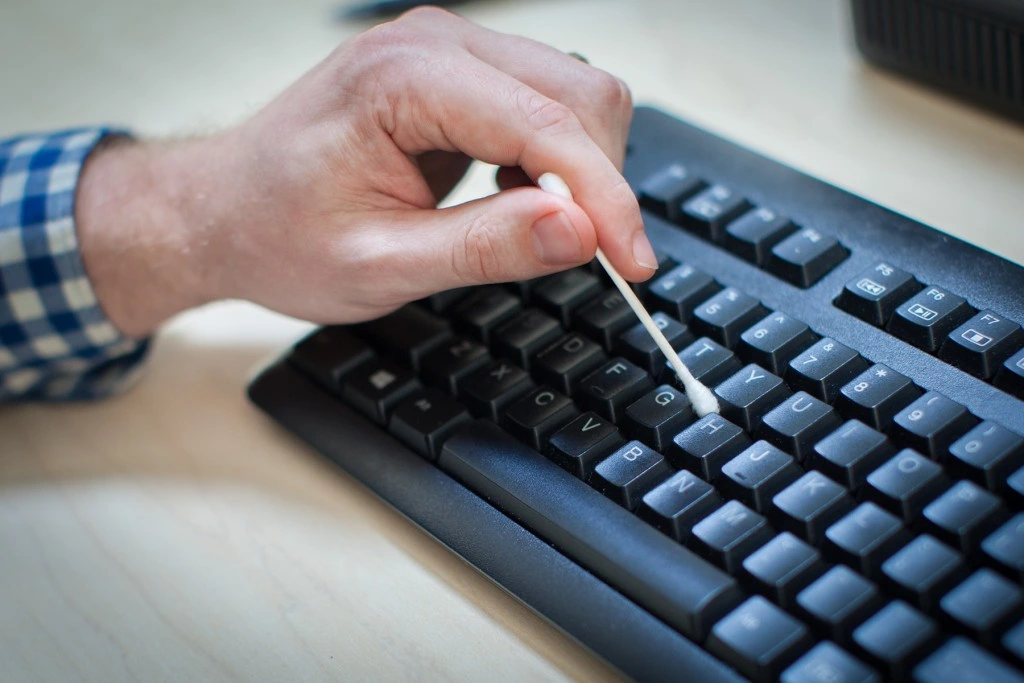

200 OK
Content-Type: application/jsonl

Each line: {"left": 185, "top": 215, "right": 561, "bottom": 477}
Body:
{"left": 0, "top": 128, "right": 149, "bottom": 401}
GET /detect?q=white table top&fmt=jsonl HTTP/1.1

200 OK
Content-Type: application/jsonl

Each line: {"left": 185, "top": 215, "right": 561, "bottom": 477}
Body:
{"left": 2, "top": 0, "right": 1023, "bottom": 680}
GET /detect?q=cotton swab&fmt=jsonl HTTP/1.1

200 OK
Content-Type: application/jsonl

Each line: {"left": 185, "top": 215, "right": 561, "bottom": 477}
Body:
{"left": 537, "top": 172, "right": 720, "bottom": 417}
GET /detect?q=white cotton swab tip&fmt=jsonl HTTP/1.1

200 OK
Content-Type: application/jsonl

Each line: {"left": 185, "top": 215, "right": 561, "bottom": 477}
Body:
{"left": 536, "top": 172, "right": 720, "bottom": 417}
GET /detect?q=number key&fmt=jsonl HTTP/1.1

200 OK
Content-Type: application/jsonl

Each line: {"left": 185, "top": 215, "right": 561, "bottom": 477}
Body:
{"left": 787, "top": 338, "right": 869, "bottom": 403}
{"left": 887, "top": 286, "right": 973, "bottom": 353}
{"left": 836, "top": 364, "right": 921, "bottom": 430}
{"left": 891, "top": 391, "right": 977, "bottom": 458}
{"left": 691, "top": 287, "right": 767, "bottom": 348}
{"left": 738, "top": 311, "right": 818, "bottom": 375}
{"left": 647, "top": 263, "right": 720, "bottom": 321}
{"left": 836, "top": 262, "right": 921, "bottom": 327}
{"left": 947, "top": 421, "right": 1024, "bottom": 492}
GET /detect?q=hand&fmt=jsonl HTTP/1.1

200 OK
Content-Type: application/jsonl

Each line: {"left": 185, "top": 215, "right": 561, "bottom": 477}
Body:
{"left": 76, "top": 7, "right": 653, "bottom": 338}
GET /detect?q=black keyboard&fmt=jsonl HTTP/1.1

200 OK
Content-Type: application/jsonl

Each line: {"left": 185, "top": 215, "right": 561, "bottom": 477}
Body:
{"left": 249, "top": 106, "right": 1024, "bottom": 683}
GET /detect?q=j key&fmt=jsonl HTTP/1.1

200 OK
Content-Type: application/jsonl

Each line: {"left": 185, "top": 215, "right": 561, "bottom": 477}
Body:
{"left": 420, "top": 287, "right": 469, "bottom": 313}
{"left": 533, "top": 333, "right": 607, "bottom": 395}
{"left": 940, "top": 569, "right": 1023, "bottom": 647}
{"left": 671, "top": 337, "right": 743, "bottom": 387}
{"left": 669, "top": 414, "right": 751, "bottom": 481}
{"left": 941, "top": 310, "right": 1024, "bottom": 379}
{"left": 996, "top": 348, "right": 1024, "bottom": 399}
{"left": 647, "top": 263, "right": 720, "bottom": 321}
{"left": 691, "top": 287, "right": 767, "bottom": 348}
{"left": 692, "top": 500, "right": 775, "bottom": 574}
{"left": 623, "top": 384, "right": 694, "bottom": 452}
{"left": 836, "top": 364, "right": 921, "bottom": 431}
{"left": 914, "top": 637, "right": 1024, "bottom": 683}
{"left": 758, "top": 392, "right": 841, "bottom": 462}
{"left": 772, "top": 470, "right": 855, "bottom": 544}
{"left": 638, "top": 469, "right": 722, "bottom": 542}
{"left": 948, "top": 421, "right": 1024, "bottom": 492}
{"left": 458, "top": 359, "right": 533, "bottom": 421}
{"left": 809, "top": 420, "right": 896, "bottom": 491}
{"left": 438, "top": 421, "right": 743, "bottom": 642}
{"left": 501, "top": 386, "right": 579, "bottom": 450}
{"left": 1007, "top": 621, "right": 1024, "bottom": 668}
{"left": 742, "top": 532, "right": 826, "bottom": 608}
{"left": 545, "top": 412, "right": 625, "bottom": 481}
{"left": 574, "top": 290, "right": 635, "bottom": 351}
{"left": 616, "top": 312, "right": 693, "bottom": 376}
{"left": 636, "top": 163, "right": 706, "bottom": 222}
{"left": 982, "top": 513, "right": 1024, "bottom": 582}
{"left": 824, "top": 502, "right": 909, "bottom": 578}
{"left": 787, "top": 338, "right": 869, "bottom": 403}
{"left": 723, "top": 207, "right": 796, "bottom": 265}
{"left": 355, "top": 305, "right": 450, "bottom": 371}
{"left": 835, "top": 262, "right": 921, "bottom": 327}
{"left": 923, "top": 480, "right": 1008, "bottom": 553}
{"left": 881, "top": 534, "right": 967, "bottom": 614}
{"left": 680, "top": 184, "right": 752, "bottom": 241}
{"left": 737, "top": 311, "right": 818, "bottom": 375}
{"left": 887, "top": 286, "right": 973, "bottom": 353}
{"left": 796, "top": 566, "right": 882, "bottom": 644}
{"left": 593, "top": 441, "right": 673, "bottom": 510}
{"left": 706, "top": 596, "right": 813, "bottom": 683}
{"left": 492, "top": 308, "right": 562, "bottom": 370}
{"left": 891, "top": 391, "right": 977, "bottom": 458}
{"left": 388, "top": 389, "right": 472, "bottom": 459}
{"left": 720, "top": 441, "right": 802, "bottom": 514}
{"left": 450, "top": 287, "right": 521, "bottom": 344}
{"left": 533, "top": 269, "right": 602, "bottom": 327}
{"left": 767, "top": 227, "right": 849, "bottom": 288}
{"left": 782, "top": 642, "right": 880, "bottom": 683}
{"left": 714, "top": 363, "right": 791, "bottom": 431}
{"left": 342, "top": 359, "right": 421, "bottom": 425}
{"left": 576, "top": 358, "right": 654, "bottom": 423}
{"left": 289, "top": 326, "right": 374, "bottom": 391}
{"left": 852, "top": 601, "right": 939, "bottom": 682}
{"left": 420, "top": 337, "right": 490, "bottom": 394}
{"left": 865, "top": 449, "right": 949, "bottom": 522}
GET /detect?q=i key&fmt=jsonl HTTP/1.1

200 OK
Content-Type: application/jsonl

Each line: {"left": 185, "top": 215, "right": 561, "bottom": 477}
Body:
{"left": 809, "top": 421, "right": 896, "bottom": 491}
{"left": 576, "top": 358, "right": 655, "bottom": 422}
{"left": 940, "top": 310, "right": 1024, "bottom": 379}
{"left": 888, "top": 286, "right": 973, "bottom": 353}
{"left": 691, "top": 287, "right": 767, "bottom": 348}
{"left": 835, "top": 262, "right": 920, "bottom": 327}
{"left": 623, "top": 384, "right": 695, "bottom": 453}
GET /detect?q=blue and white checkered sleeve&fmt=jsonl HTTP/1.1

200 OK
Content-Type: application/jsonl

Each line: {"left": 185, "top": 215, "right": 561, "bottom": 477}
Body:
{"left": 0, "top": 128, "right": 149, "bottom": 402}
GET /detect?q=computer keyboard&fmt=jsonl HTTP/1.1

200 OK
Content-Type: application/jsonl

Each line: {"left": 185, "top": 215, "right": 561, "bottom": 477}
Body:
{"left": 248, "top": 106, "right": 1024, "bottom": 683}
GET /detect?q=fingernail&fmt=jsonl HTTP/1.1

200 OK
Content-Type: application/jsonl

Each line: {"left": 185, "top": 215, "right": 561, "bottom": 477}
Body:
{"left": 531, "top": 211, "right": 584, "bottom": 265}
{"left": 632, "top": 231, "right": 658, "bottom": 270}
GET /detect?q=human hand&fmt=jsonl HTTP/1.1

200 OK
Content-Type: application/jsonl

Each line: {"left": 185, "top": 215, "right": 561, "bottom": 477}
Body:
{"left": 76, "top": 7, "right": 653, "bottom": 338}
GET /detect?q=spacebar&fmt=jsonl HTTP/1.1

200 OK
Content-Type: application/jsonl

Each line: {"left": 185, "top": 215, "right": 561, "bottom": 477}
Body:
{"left": 438, "top": 420, "right": 743, "bottom": 642}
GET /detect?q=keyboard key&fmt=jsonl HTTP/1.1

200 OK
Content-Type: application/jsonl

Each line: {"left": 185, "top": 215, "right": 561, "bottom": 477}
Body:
{"left": 923, "top": 480, "right": 1008, "bottom": 553}
{"left": 545, "top": 412, "right": 626, "bottom": 481}
{"left": 824, "top": 502, "right": 909, "bottom": 577}
{"left": 638, "top": 469, "right": 722, "bottom": 542}
{"left": 887, "top": 286, "right": 973, "bottom": 353}
{"left": 940, "top": 310, "right": 1024, "bottom": 379}
{"left": 576, "top": 358, "right": 654, "bottom": 422}
{"left": 706, "top": 596, "right": 813, "bottom": 683}
{"left": 1004, "top": 620, "right": 1024, "bottom": 667}
{"left": 647, "top": 263, "right": 720, "bottom": 321}
{"left": 574, "top": 290, "right": 635, "bottom": 351}
{"left": 680, "top": 184, "right": 752, "bottom": 241}
{"left": 342, "top": 359, "right": 421, "bottom": 425}
{"left": 388, "top": 389, "right": 472, "bottom": 459}
{"left": 881, "top": 534, "right": 966, "bottom": 613}
{"left": 593, "top": 441, "right": 673, "bottom": 510}
{"left": 627, "top": 247, "right": 680, "bottom": 299}
{"left": 669, "top": 414, "right": 751, "bottom": 480}
{"left": 738, "top": 311, "right": 818, "bottom": 375}
{"left": 940, "top": 568, "right": 1023, "bottom": 647}
{"left": 289, "top": 326, "right": 374, "bottom": 391}
{"left": 420, "top": 337, "right": 490, "bottom": 394}
{"left": 787, "top": 338, "right": 869, "bottom": 403}
{"left": 891, "top": 391, "right": 977, "bottom": 458}
{"left": 723, "top": 207, "right": 796, "bottom": 265}
{"left": 1010, "top": 467, "right": 1024, "bottom": 508}
{"left": 996, "top": 347, "right": 1024, "bottom": 398}
{"left": 615, "top": 311, "right": 693, "bottom": 376}
{"left": 692, "top": 500, "right": 774, "bottom": 574}
{"left": 671, "top": 337, "right": 743, "bottom": 387}
{"left": 772, "top": 470, "right": 855, "bottom": 544}
{"left": 759, "top": 391, "right": 842, "bottom": 461}
{"left": 796, "top": 565, "right": 882, "bottom": 643}
{"left": 767, "top": 227, "right": 849, "bottom": 288}
{"left": 501, "top": 386, "right": 579, "bottom": 450}
{"left": 458, "top": 359, "right": 533, "bottom": 420}
{"left": 636, "top": 163, "right": 705, "bottom": 221}
{"left": 691, "top": 287, "right": 767, "bottom": 348}
{"left": 948, "top": 421, "right": 1024, "bottom": 492}
{"left": 450, "top": 287, "right": 521, "bottom": 344}
{"left": 533, "top": 333, "right": 607, "bottom": 395}
{"left": 438, "top": 421, "right": 743, "bottom": 642}
{"left": 492, "top": 308, "right": 562, "bottom": 370}
{"left": 782, "top": 642, "right": 880, "bottom": 683}
{"left": 623, "top": 384, "right": 694, "bottom": 452}
{"left": 809, "top": 420, "right": 896, "bottom": 491}
{"left": 865, "top": 449, "right": 949, "bottom": 522}
{"left": 355, "top": 305, "right": 451, "bottom": 371}
{"left": 982, "top": 513, "right": 1024, "bottom": 582}
{"left": 852, "top": 601, "right": 939, "bottom": 681}
{"left": 419, "top": 287, "right": 469, "bottom": 313}
{"left": 742, "top": 532, "right": 826, "bottom": 608}
{"left": 720, "top": 441, "right": 802, "bottom": 513}
{"left": 532, "top": 269, "right": 602, "bottom": 327}
{"left": 835, "top": 262, "right": 921, "bottom": 327}
{"left": 914, "top": 637, "right": 1024, "bottom": 683}
{"left": 836, "top": 364, "right": 921, "bottom": 431}
{"left": 714, "top": 364, "right": 790, "bottom": 431}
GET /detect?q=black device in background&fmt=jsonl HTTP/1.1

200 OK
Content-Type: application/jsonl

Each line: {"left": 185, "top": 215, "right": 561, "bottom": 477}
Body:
{"left": 338, "top": 0, "right": 469, "bottom": 20}
{"left": 852, "top": 0, "right": 1024, "bottom": 124}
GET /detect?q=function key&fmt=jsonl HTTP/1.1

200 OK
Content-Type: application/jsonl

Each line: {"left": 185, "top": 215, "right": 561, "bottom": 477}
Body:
{"left": 864, "top": 448, "right": 949, "bottom": 522}
{"left": 758, "top": 392, "right": 841, "bottom": 462}
{"left": 501, "top": 385, "right": 579, "bottom": 450}
{"left": 532, "top": 269, "right": 602, "bottom": 327}
{"left": 996, "top": 348, "right": 1024, "bottom": 398}
{"left": 592, "top": 441, "right": 672, "bottom": 510}
{"left": 576, "top": 358, "right": 654, "bottom": 422}
{"left": 450, "top": 287, "right": 521, "bottom": 344}
{"left": 492, "top": 308, "right": 562, "bottom": 370}
{"left": 388, "top": 389, "right": 472, "bottom": 460}
{"left": 691, "top": 287, "right": 767, "bottom": 348}
{"left": 835, "top": 262, "right": 921, "bottom": 327}
{"left": 796, "top": 565, "right": 882, "bottom": 644}
{"left": 545, "top": 412, "right": 625, "bottom": 481}
{"left": 680, "top": 184, "right": 752, "bottom": 241}
{"left": 707, "top": 596, "right": 813, "bottom": 683}
{"left": 342, "top": 359, "right": 421, "bottom": 425}
{"left": 458, "top": 359, "right": 533, "bottom": 421}
{"left": 852, "top": 600, "right": 940, "bottom": 681}
{"left": 355, "top": 304, "right": 451, "bottom": 371}
{"left": 880, "top": 534, "right": 967, "bottom": 614}
{"left": 887, "top": 286, "right": 973, "bottom": 353}
{"left": 891, "top": 391, "right": 977, "bottom": 459}
{"left": 647, "top": 263, "right": 719, "bottom": 321}
{"left": 939, "top": 569, "right": 1022, "bottom": 647}
{"left": 723, "top": 207, "right": 796, "bottom": 265}
{"left": 947, "top": 421, "right": 1024, "bottom": 492}
{"left": 787, "top": 338, "right": 869, "bottom": 404}
{"left": 809, "top": 420, "right": 895, "bottom": 491}
{"left": 738, "top": 311, "right": 818, "bottom": 375}
{"left": 713, "top": 364, "right": 791, "bottom": 431}
{"left": 636, "top": 163, "right": 706, "bottom": 222}
{"left": 638, "top": 469, "right": 722, "bottom": 542}
{"left": 836, "top": 364, "right": 921, "bottom": 431}
{"left": 782, "top": 642, "right": 880, "bottom": 683}
{"left": 289, "top": 326, "right": 374, "bottom": 391}
{"left": 671, "top": 337, "right": 743, "bottom": 387}
{"left": 766, "top": 227, "right": 849, "bottom": 288}
{"left": 574, "top": 290, "right": 635, "bottom": 351}
{"left": 940, "top": 310, "right": 1024, "bottom": 379}
{"left": 616, "top": 311, "right": 693, "bottom": 376}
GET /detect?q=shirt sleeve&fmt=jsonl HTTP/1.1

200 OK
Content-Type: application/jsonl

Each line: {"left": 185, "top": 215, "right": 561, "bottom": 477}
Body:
{"left": 0, "top": 128, "right": 149, "bottom": 401}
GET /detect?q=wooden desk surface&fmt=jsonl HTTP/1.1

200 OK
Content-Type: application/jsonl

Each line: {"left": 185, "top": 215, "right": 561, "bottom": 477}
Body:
{"left": 2, "top": 0, "right": 1023, "bottom": 680}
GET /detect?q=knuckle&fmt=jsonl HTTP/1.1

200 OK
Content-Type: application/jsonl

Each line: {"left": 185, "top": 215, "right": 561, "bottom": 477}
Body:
{"left": 397, "top": 5, "right": 456, "bottom": 25}
{"left": 456, "top": 213, "right": 504, "bottom": 283}
{"left": 358, "top": 20, "right": 421, "bottom": 52}
{"left": 522, "top": 92, "right": 580, "bottom": 136}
